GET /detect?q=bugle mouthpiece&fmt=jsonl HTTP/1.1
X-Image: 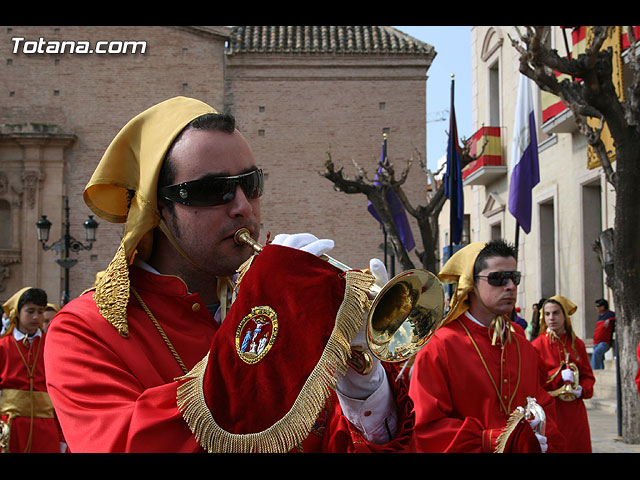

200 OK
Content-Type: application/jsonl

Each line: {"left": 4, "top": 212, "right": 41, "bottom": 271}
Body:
{"left": 234, "top": 228, "right": 262, "bottom": 253}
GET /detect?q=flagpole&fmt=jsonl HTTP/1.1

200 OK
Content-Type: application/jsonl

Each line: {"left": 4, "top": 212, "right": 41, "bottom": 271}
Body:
{"left": 448, "top": 74, "right": 455, "bottom": 300}
{"left": 514, "top": 221, "right": 520, "bottom": 261}
{"left": 382, "top": 134, "right": 389, "bottom": 272}
{"left": 448, "top": 74, "right": 455, "bottom": 266}
{"left": 384, "top": 133, "right": 396, "bottom": 277}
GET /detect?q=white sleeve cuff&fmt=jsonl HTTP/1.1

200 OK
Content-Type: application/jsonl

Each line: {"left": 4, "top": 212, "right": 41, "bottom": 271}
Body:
{"left": 336, "top": 368, "right": 398, "bottom": 444}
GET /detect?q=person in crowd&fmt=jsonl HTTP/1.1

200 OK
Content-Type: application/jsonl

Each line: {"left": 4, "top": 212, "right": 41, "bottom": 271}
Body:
{"left": 43, "top": 96, "right": 414, "bottom": 453}
{"left": 0, "top": 312, "right": 9, "bottom": 336}
{"left": 528, "top": 298, "right": 545, "bottom": 341}
{"left": 532, "top": 295, "right": 595, "bottom": 453}
{"left": 0, "top": 287, "right": 61, "bottom": 453}
{"left": 409, "top": 240, "right": 565, "bottom": 453}
{"left": 512, "top": 306, "right": 527, "bottom": 331}
{"left": 591, "top": 298, "right": 615, "bottom": 370}
{"left": 43, "top": 303, "right": 59, "bottom": 332}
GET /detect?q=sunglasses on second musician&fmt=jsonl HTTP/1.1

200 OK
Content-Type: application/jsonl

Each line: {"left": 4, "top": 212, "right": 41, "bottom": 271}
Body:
{"left": 474, "top": 270, "right": 522, "bottom": 287}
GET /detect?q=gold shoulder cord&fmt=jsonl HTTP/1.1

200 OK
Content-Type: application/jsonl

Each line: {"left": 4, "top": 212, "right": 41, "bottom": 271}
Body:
{"left": 458, "top": 319, "right": 522, "bottom": 416}
{"left": 130, "top": 287, "right": 188, "bottom": 375}
{"left": 176, "top": 269, "right": 374, "bottom": 453}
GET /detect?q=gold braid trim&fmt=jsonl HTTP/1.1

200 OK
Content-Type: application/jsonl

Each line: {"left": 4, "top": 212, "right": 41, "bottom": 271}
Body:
{"left": 494, "top": 407, "right": 525, "bottom": 453}
{"left": 234, "top": 256, "right": 255, "bottom": 292}
{"left": 94, "top": 241, "right": 131, "bottom": 338}
{"left": 176, "top": 269, "right": 375, "bottom": 453}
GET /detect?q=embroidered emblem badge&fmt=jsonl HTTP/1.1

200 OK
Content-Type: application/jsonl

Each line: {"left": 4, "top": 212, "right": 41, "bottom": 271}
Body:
{"left": 235, "top": 306, "right": 278, "bottom": 364}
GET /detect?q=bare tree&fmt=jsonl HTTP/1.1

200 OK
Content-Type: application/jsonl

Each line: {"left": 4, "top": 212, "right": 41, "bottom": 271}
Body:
{"left": 322, "top": 137, "right": 482, "bottom": 273}
{"left": 510, "top": 26, "right": 640, "bottom": 443}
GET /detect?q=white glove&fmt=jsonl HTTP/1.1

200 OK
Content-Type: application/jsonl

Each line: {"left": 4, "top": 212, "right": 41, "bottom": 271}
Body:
{"left": 271, "top": 233, "right": 334, "bottom": 257}
{"left": 572, "top": 385, "right": 583, "bottom": 398}
{"left": 527, "top": 414, "right": 548, "bottom": 452}
{"left": 535, "top": 433, "right": 548, "bottom": 453}
{"left": 561, "top": 368, "right": 574, "bottom": 383}
{"left": 368, "top": 258, "right": 389, "bottom": 292}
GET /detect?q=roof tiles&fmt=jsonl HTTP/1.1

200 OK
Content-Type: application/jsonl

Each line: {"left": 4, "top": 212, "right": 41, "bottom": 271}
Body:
{"left": 228, "top": 26, "right": 434, "bottom": 55}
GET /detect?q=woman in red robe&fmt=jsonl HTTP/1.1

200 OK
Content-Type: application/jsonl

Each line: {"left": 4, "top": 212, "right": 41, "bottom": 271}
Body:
{"left": 0, "top": 287, "right": 60, "bottom": 453}
{"left": 532, "top": 295, "right": 595, "bottom": 453}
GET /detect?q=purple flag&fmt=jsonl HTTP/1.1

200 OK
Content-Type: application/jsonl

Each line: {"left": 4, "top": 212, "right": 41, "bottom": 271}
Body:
{"left": 367, "top": 136, "right": 416, "bottom": 251}
{"left": 508, "top": 75, "right": 540, "bottom": 234}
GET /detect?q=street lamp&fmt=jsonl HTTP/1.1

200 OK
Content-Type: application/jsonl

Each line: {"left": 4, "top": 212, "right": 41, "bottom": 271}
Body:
{"left": 36, "top": 196, "right": 99, "bottom": 305}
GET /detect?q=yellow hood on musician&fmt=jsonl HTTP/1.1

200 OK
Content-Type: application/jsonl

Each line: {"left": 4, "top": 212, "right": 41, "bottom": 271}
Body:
{"left": 84, "top": 97, "right": 218, "bottom": 337}
{"left": 84, "top": 96, "right": 218, "bottom": 264}
{"left": 540, "top": 294, "right": 578, "bottom": 341}
{"left": 437, "top": 242, "right": 487, "bottom": 326}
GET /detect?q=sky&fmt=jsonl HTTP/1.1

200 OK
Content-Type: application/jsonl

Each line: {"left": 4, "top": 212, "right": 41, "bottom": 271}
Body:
{"left": 393, "top": 26, "right": 472, "bottom": 172}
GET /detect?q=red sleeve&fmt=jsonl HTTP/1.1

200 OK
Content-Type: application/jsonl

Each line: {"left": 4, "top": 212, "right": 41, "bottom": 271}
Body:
{"left": 44, "top": 307, "right": 201, "bottom": 453}
{"left": 576, "top": 339, "right": 595, "bottom": 399}
{"left": 322, "top": 362, "right": 414, "bottom": 453}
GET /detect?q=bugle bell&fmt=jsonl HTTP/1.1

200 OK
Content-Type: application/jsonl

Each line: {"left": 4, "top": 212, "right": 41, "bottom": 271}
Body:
{"left": 233, "top": 228, "right": 445, "bottom": 375}
{"left": 0, "top": 419, "right": 9, "bottom": 453}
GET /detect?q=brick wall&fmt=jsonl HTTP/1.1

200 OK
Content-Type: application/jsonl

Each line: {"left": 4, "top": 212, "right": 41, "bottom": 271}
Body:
{"left": 227, "top": 55, "right": 429, "bottom": 271}
{"left": 1, "top": 26, "right": 227, "bottom": 300}
{"left": 0, "top": 25, "right": 432, "bottom": 303}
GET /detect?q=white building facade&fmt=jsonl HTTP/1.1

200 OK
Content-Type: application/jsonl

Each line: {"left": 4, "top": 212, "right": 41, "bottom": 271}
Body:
{"left": 439, "top": 26, "right": 619, "bottom": 345}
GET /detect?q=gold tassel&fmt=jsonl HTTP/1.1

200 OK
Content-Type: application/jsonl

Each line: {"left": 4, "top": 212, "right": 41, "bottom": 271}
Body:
{"left": 489, "top": 314, "right": 512, "bottom": 347}
{"left": 176, "top": 269, "right": 374, "bottom": 453}
{"left": 494, "top": 407, "right": 525, "bottom": 453}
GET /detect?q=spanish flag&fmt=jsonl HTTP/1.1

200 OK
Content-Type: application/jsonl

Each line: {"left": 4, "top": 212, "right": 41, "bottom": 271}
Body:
{"left": 462, "top": 125, "right": 502, "bottom": 180}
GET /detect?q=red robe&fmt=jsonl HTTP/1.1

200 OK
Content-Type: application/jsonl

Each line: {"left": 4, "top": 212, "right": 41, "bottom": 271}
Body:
{"left": 0, "top": 332, "right": 59, "bottom": 453}
{"left": 409, "top": 313, "right": 566, "bottom": 453}
{"left": 44, "top": 265, "right": 413, "bottom": 453}
{"left": 532, "top": 332, "right": 595, "bottom": 453}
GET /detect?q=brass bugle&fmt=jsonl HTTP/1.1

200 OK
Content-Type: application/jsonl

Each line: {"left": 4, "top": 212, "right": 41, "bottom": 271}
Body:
{"left": 234, "top": 228, "right": 445, "bottom": 374}
{"left": 548, "top": 353, "right": 580, "bottom": 401}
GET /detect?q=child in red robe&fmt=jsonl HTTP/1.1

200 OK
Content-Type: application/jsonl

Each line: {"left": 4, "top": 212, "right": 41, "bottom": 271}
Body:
{"left": 0, "top": 287, "right": 61, "bottom": 453}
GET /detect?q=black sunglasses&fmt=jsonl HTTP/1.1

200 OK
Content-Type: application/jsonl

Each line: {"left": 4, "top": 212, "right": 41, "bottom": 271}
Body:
{"left": 475, "top": 270, "right": 522, "bottom": 287}
{"left": 159, "top": 168, "right": 264, "bottom": 207}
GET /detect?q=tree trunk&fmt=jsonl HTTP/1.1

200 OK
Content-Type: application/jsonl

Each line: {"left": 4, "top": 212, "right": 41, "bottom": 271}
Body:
{"left": 611, "top": 133, "right": 640, "bottom": 444}
{"left": 368, "top": 193, "right": 415, "bottom": 272}
{"left": 415, "top": 210, "right": 438, "bottom": 273}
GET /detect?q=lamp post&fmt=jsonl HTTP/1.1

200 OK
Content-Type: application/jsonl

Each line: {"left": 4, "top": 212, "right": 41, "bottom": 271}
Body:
{"left": 36, "top": 196, "right": 99, "bottom": 305}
